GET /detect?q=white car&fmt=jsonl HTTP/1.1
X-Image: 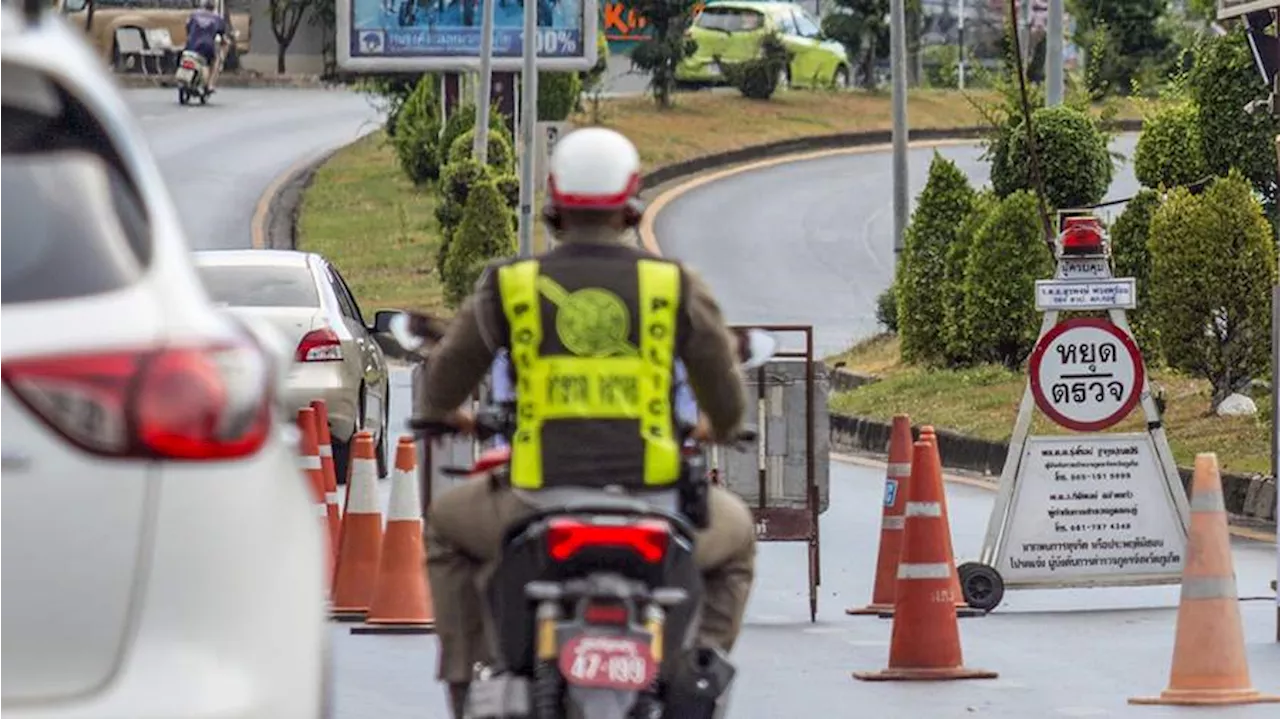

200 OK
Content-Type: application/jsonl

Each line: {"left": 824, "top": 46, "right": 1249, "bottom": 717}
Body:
{"left": 194, "top": 250, "right": 394, "bottom": 484}
{"left": 0, "top": 5, "right": 328, "bottom": 718}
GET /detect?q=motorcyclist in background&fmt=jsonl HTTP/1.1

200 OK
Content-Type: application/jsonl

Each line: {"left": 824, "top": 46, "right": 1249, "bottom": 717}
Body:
{"left": 417, "top": 127, "right": 758, "bottom": 719}
{"left": 184, "top": 0, "right": 228, "bottom": 91}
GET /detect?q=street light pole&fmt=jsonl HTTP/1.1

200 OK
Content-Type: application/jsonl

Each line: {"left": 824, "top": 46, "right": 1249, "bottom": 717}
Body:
{"left": 1046, "top": 0, "right": 1064, "bottom": 106}
{"left": 517, "top": 0, "right": 539, "bottom": 257}
{"left": 958, "top": 0, "right": 966, "bottom": 91}
{"left": 890, "top": 0, "right": 909, "bottom": 258}
{"left": 473, "top": 0, "right": 498, "bottom": 164}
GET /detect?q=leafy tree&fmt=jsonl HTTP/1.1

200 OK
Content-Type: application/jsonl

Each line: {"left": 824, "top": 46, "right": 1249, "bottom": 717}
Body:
{"left": 1067, "top": 0, "right": 1172, "bottom": 93}
{"left": 1188, "top": 27, "right": 1280, "bottom": 209}
{"left": 876, "top": 285, "right": 899, "bottom": 333}
{"left": 443, "top": 179, "right": 516, "bottom": 307}
{"left": 1147, "top": 171, "right": 1277, "bottom": 410}
{"left": 391, "top": 75, "right": 443, "bottom": 186}
{"left": 721, "top": 33, "right": 791, "bottom": 100}
{"left": 896, "top": 153, "right": 976, "bottom": 364}
{"left": 628, "top": 0, "right": 701, "bottom": 107}
{"left": 1133, "top": 99, "right": 1209, "bottom": 190}
{"left": 991, "top": 105, "right": 1113, "bottom": 209}
{"left": 1108, "top": 189, "right": 1162, "bottom": 359}
{"left": 962, "top": 190, "right": 1055, "bottom": 368}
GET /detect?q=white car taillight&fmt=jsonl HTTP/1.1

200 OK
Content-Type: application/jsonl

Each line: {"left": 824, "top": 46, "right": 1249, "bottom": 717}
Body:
{"left": 295, "top": 328, "right": 344, "bottom": 363}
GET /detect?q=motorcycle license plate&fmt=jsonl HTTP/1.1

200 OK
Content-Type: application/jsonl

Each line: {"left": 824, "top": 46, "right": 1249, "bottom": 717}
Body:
{"left": 176, "top": 68, "right": 195, "bottom": 83}
{"left": 557, "top": 634, "right": 656, "bottom": 691}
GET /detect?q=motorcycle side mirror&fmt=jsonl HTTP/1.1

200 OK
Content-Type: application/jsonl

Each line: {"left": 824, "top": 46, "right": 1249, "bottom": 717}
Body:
{"left": 735, "top": 328, "right": 777, "bottom": 371}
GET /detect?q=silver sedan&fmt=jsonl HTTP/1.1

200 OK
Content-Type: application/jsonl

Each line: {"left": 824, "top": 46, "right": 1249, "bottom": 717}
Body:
{"left": 194, "top": 249, "right": 393, "bottom": 481}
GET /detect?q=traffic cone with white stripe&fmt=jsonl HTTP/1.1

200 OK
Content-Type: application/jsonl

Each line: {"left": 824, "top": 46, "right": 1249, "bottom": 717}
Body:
{"left": 847, "top": 414, "right": 913, "bottom": 616}
{"left": 330, "top": 431, "right": 383, "bottom": 622}
{"left": 296, "top": 408, "right": 332, "bottom": 589}
{"left": 853, "top": 439, "right": 997, "bottom": 682}
{"left": 918, "top": 426, "right": 984, "bottom": 618}
{"left": 352, "top": 437, "right": 435, "bottom": 635}
{"left": 1129, "top": 454, "right": 1280, "bottom": 706}
{"left": 310, "top": 399, "right": 342, "bottom": 573}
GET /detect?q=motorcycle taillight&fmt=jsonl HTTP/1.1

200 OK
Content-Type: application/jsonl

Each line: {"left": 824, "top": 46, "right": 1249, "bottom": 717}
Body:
{"left": 546, "top": 517, "right": 670, "bottom": 564}
{"left": 181, "top": 59, "right": 197, "bottom": 69}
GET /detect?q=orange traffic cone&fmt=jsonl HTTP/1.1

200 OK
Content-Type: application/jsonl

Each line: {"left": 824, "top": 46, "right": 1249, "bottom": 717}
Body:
{"left": 297, "top": 409, "right": 333, "bottom": 590}
{"left": 330, "top": 431, "right": 383, "bottom": 621}
{"left": 1129, "top": 454, "right": 1280, "bottom": 706}
{"left": 848, "top": 414, "right": 914, "bottom": 616}
{"left": 854, "top": 439, "right": 998, "bottom": 682}
{"left": 310, "top": 400, "right": 342, "bottom": 567}
{"left": 918, "top": 426, "right": 983, "bottom": 618}
{"left": 352, "top": 437, "right": 435, "bottom": 635}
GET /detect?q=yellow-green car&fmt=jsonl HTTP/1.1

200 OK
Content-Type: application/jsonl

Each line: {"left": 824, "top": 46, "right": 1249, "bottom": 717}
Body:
{"left": 676, "top": 1, "right": 852, "bottom": 89}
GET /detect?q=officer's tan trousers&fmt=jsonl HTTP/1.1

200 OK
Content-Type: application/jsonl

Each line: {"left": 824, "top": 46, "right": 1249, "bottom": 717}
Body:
{"left": 425, "top": 478, "right": 758, "bottom": 685}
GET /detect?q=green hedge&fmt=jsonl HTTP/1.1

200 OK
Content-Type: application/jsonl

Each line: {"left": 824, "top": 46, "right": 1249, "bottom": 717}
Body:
{"left": 539, "top": 72, "right": 583, "bottom": 121}
{"left": 941, "top": 190, "right": 997, "bottom": 366}
{"left": 896, "top": 153, "right": 976, "bottom": 364}
{"left": 447, "top": 128, "right": 515, "bottom": 173}
{"left": 961, "top": 190, "right": 1055, "bottom": 368}
{"left": 438, "top": 104, "right": 510, "bottom": 174}
{"left": 443, "top": 178, "right": 517, "bottom": 307}
{"left": 991, "top": 105, "right": 1113, "bottom": 209}
{"left": 1147, "top": 171, "right": 1277, "bottom": 409}
{"left": 391, "top": 75, "right": 442, "bottom": 186}
{"left": 1109, "top": 188, "right": 1163, "bottom": 360}
{"left": 1133, "top": 100, "right": 1208, "bottom": 190}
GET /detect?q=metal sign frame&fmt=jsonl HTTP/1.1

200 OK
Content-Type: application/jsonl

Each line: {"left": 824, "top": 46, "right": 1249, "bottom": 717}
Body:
{"left": 711, "top": 324, "right": 823, "bottom": 622}
{"left": 1218, "top": 0, "right": 1280, "bottom": 20}
{"left": 977, "top": 251, "right": 1192, "bottom": 591}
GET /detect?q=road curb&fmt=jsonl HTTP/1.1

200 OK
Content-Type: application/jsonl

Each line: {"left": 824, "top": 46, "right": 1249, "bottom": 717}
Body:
{"left": 253, "top": 145, "right": 351, "bottom": 251}
{"left": 115, "top": 72, "right": 335, "bottom": 90}
{"left": 829, "top": 412, "right": 1277, "bottom": 539}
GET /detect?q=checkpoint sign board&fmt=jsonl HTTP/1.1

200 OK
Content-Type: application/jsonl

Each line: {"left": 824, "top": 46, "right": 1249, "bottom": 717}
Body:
{"left": 995, "top": 434, "right": 1187, "bottom": 586}
{"left": 337, "top": 0, "right": 601, "bottom": 72}
{"left": 1029, "top": 318, "right": 1145, "bottom": 433}
{"left": 1217, "top": 1, "right": 1280, "bottom": 20}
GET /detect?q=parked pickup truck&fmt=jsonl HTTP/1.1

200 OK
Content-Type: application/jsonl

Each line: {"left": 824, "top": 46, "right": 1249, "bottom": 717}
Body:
{"left": 53, "top": 0, "right": 251, "bottom": 71}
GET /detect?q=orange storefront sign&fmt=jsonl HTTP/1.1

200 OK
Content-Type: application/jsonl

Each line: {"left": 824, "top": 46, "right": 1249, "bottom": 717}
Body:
{"left": 602, "top": 2, "right": 706, "bottom": 42}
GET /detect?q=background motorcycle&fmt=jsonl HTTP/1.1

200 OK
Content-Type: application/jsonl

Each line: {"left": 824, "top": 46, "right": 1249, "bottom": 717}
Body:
{"left": 393, "top": 311, "right": 776, "bottom": 719}
{"left": 174, "top": 33, "right": 229, "bottom": 105}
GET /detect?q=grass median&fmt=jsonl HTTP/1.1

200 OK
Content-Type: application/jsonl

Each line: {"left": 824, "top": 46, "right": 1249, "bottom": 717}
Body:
{"left": 297, "top": 88, "right": 1149, "bottom": 318}
{"left": 828, "top": 334, "right": 1274, "bottom": 477}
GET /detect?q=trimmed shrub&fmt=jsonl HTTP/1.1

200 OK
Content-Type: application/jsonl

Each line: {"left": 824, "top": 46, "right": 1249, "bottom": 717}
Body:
{"left": 447, "top": 127, "right": 515, "bottom": 173}
{"left": 896, "top": 153, "right": 976, "bottom": 364}
{"left": 962, "top": 190, "right": 1055, "bottom": 368}
{"left": 941, "top": 190, "right": 997, "bottom": 366}
{"left": 1108, "top": 189, "right": 1163, "bottom": 360}
{"left": 435, "top": 159, "right": 492, "bottom": 270}
{"left": 443, "top": 179, "right": 517, "bottom": 307}
{"left": 438, "top": 104, "right": 511, "bottom": 172}
{"left": 538, "top": 71, "right": 582, "bottom": 121}
{"left": 1189, "top": 28, "right": 1280, "bottom": 206}
{"left": 991, "top": 105, "right": 1113, "bottom": 209}
{"left": 1133, "top": 100, "right": 1208, "bottom": 190}
{"left": 1147, "top": 171, "right": 1277, "bottom": 410}
{"left": 875, "top": 286, "right": 898, "bottom": 333}
{"left": 721, "top": 33, "right": 790, "bottom": 101}
{"left": 391, "top": 74, "right": 443, "bottom": 186}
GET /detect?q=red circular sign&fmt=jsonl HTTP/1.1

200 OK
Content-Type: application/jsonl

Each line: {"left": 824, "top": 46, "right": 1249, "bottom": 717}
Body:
{"left": 1028, "top": 318, "right": 1145, "bottom": 432}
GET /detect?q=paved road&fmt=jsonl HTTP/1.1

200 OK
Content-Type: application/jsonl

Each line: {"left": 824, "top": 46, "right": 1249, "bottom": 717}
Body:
{"left": 123, "top": 87, "right": 381, "bottom": 251}
{"left": 125, "top": 89, "right": 1276, "bottom": 717}
{"left": 653, "top": 136, "right": 1142, "bottom": 358}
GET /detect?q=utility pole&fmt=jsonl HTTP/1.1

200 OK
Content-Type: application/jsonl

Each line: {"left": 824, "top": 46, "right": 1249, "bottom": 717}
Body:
{"left": 517, "top": 0, "right": 539, "bottom": 257}
{"left": 473, "top": 0, "right": 498, "bottom": 164}
{"left": 891, "top": 0, "right": 909, "bottom": 257}
{"left": 1045, "top": 0, "right": 1064, "bottom": 105}
{"left": 958, "top": 0, "right": 966, "bottom": 90}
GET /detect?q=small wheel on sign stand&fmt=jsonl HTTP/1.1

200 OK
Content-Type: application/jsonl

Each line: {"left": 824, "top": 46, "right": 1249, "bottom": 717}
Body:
{"left": 958, "top": 562, "right": 1005, "bottom": 612}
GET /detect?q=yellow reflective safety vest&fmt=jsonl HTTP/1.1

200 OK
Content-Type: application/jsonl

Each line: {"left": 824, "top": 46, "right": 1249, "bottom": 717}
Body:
{"left": 497, "top": 257, "right": 682, "bottom": 491}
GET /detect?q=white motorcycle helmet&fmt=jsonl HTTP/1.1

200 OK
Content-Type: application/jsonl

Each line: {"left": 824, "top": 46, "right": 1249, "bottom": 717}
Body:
{"left": 543, "top": 127, "right": 645, "bottom": 230}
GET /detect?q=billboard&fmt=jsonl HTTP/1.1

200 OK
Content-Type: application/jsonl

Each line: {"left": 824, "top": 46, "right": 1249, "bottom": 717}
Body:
{"left": 337, "top": 0, "right": 600, "bottom": 72}
{"left": 1217, "top": 1, "right": 1280, "bottom": 20}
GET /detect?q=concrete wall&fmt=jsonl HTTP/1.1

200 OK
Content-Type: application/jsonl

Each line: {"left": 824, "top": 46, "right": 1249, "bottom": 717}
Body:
{"left": 239, "top": 0, "right": 327, "bottom": 75}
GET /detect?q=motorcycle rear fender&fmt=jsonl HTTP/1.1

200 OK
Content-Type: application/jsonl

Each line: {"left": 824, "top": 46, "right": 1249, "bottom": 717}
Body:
{"left": 484, "top": 510, "right": 703, "bottom": 677}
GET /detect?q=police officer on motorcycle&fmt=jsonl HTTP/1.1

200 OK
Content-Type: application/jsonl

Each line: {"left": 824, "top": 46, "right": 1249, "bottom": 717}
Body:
{"left": 418, "top": 127, "right": 757, "bottom": 719}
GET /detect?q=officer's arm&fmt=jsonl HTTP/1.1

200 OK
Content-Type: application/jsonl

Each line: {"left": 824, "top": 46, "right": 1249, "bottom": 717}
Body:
{"left": 420, "top": 271, "right": 502, "bottom": 419}
{"left": 679, "top": 268, "right": 746, "bottom": 442}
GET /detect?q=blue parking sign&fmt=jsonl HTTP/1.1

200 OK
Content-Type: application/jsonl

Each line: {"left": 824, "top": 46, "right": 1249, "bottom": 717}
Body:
{"left": 883, "top": 479, "right": 898, "bottom": 507}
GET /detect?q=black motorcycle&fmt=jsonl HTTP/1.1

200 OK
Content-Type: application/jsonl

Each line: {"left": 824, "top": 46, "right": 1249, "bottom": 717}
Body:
{"left": 393, "top": 312, "right": 776, "bottom": 719}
